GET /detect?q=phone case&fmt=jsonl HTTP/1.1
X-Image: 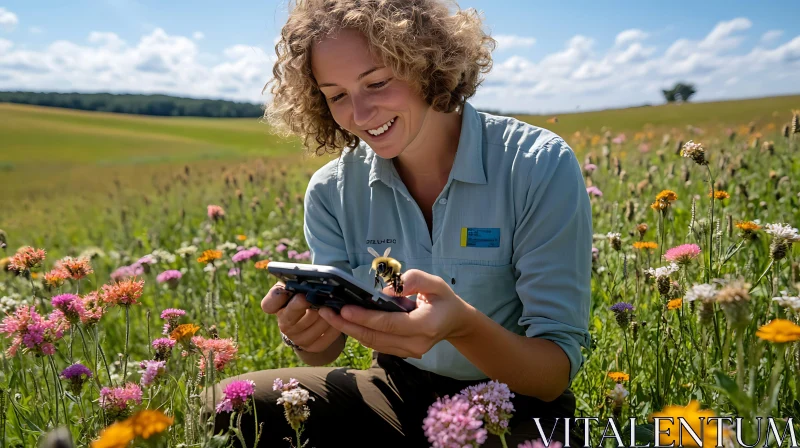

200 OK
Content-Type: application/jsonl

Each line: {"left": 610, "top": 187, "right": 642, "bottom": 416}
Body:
{"left": 267, "top": 261, "right": 416, "bottom": 313}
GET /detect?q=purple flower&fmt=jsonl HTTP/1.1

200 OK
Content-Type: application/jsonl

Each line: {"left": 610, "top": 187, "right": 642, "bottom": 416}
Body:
{"left": 610, "top": 302, "right": 635, "bottom": 329}
{"left": 586, "top": 186, "right": 603, "bottom": 197}
{"left": 139, "top": 360, "right": 167, "bottom": 387}
{"left": 228, "top": 268, "right": 240, "bottom": 277}
{"left": 152, "top": 338, "right": 176, "bottom": 361}
{"left": 460, "top": 380, "right": 515, "bottom": 436}
{"left": 100, "top": 383, "right": 143, "bottom": 420}
{"left": 160, "top": 308, "right": 185, "bottom": 320}
{"left": 423, "top": 394, "right": 487, "bottom": 448}
{"left": 216, "top": 379, "right": 256, "bottom": 414}
{"left": 60, "top": 363, "right": 93, "bottom": 395}
{"left": 276, "top": 243, "right": 287, "bottom": 253}
{"left": 110, "top": 264, "right": 144, "bottom": 281}
{"left": 51, "top": 294, "right": 83, "bottom": 324}
{"left": 232, "top": 247, "right": 261, "bottom": 263}
{"left": 519, "top": 440, "right": 564, "bottom": 448}
{"left": 156, "top": 270, "right": 182, "bottom": 288}
{"left": 583, "top": 163, "right": 597, "bottom": 174}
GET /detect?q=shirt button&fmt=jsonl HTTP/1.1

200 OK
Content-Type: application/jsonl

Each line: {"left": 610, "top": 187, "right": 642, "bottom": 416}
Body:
{"left": 439, "top": 198, "right": 448, "bottom": 205}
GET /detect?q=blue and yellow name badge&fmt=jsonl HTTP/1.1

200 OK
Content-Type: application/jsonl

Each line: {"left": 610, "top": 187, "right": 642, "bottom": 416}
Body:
{"left": 460, "top": 227, "right": 500, "bottom": 248}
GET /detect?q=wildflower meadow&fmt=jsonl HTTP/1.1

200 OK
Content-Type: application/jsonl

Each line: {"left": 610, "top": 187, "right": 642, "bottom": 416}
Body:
{"left": 1, "top": 103, "right": 800, "bottom": 447}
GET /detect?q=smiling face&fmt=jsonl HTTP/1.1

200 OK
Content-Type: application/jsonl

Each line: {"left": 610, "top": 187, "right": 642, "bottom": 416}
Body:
{"left": 311, "top": 28, "right": 431, "bottom": 159}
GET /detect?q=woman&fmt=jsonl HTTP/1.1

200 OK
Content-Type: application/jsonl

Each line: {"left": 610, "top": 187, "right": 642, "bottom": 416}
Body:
{"left": 204, "top": 0, "right": 592, "bottom": 446}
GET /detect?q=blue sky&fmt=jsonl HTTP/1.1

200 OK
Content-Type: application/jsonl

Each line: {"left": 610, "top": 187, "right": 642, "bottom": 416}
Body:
{"left": 1, "top": 1, "right": 798, "bottom": 113}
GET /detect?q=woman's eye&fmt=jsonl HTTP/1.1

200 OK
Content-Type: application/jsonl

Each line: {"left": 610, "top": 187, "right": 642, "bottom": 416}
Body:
{"left": 329, "top": 93, "right": 345, "bottom": 103}
{"left": 369, "top": 79, "right": 391, "bottom": 88}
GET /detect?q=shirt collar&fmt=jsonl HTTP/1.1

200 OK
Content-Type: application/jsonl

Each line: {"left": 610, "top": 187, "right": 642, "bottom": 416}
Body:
{"left": 367, "top": 101, "right": 486, "bottom": 187}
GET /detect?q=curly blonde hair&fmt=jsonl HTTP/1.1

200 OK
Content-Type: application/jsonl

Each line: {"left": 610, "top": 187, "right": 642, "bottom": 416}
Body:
{"left": 264, "top": 0, "right": 496, "bottom": 156}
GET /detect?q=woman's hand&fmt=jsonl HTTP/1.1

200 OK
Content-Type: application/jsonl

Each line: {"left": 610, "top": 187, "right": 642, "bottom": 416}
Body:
{"left": 317, "top": 269, "right": 475, "bottom": 359}
{"left": 261, "top": 283, "right": 343, "bottom": 353}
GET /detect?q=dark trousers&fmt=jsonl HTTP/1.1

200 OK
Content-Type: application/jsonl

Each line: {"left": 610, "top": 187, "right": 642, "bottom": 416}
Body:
{"left": 202, "top": 353, "right": 581, "bottom": 447}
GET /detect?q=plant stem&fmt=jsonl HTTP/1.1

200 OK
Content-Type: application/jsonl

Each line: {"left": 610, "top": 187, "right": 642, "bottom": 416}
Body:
{"left": 123, "top": 305, "right": 130, "bottom": 382}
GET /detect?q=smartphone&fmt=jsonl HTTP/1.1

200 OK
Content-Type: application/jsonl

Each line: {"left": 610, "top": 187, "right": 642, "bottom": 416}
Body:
{"left": 267, "top": 261, "right": 416, "bottom": 313}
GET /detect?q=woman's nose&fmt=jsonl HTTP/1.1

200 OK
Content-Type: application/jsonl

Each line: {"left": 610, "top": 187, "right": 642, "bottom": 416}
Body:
{"left": 351, "top": 93, "right": 377, "bottom": 128}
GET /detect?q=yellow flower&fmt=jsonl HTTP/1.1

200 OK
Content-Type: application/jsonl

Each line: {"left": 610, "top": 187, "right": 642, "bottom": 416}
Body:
{"left": 667, "top": 298, "right": 683, "bottom": 310}
{"left": 197, "top": 250, "right": 223, "bottom": 264}
{"left": 0, "top": 257, "right": 9, "bottom": 271}
{"left": 92, "top": 420, "right": 135, "bottom": 448}
{"left": 128, "top": 409, "right": 174, "bottom": 439}
{"left": 236, "top": 234, "right": 247, "bottom": 241}
{"left": 649, "top": 400, "right": 729, "bottom": 448}
{"left": 608, "top": 371, "right": 629, "bottom": 382}
{"left": 254, "top": 259, "right": 271, "bottom": 270}
{"left": 91, "top": 410, "right": 174, "bottom": 448}
{"left": 735, "top": 221, "right": 760, "bottom": 232}
{"left": 170, "top": 323, "right": 201, "bottom": 343}
{"left": 655, "top": 190, "right": 678, "bottom": 203}
{"left": 633, "top": 241, "right": 658, "bottom": 250}
{"left": 709, "top": 190, "right": 730, "bottom": 199}
{"left": 756, "top": 319, "right": 800, "bottom": 343}
{"left": 30, "top": 272, "right": 40, "bottom": 279}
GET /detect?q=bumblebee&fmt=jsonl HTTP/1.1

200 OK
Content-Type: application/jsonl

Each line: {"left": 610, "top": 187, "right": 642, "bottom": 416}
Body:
{"left": 367, "top": 246, "right": 403, "bottom": 295}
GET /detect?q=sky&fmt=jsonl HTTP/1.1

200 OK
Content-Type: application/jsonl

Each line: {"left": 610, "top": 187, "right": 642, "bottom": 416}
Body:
{"left": 0, "top": 0, "right": 798, "bottom": 114}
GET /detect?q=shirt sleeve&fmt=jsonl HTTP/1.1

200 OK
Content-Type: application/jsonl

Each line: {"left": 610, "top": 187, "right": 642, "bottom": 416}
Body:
{"left": 512, "top": 136, "right": 593, "bottom": 385}
{"left": 303, "top": 163, "right": 353, "bottom": 274}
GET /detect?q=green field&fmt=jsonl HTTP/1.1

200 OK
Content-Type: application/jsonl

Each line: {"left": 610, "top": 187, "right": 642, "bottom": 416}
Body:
{"left": 1, "top": 94, "right": 800, "bottom": 447}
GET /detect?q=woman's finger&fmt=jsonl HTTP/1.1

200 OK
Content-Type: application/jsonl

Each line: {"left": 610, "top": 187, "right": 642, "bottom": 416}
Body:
{"left": 389, "top": 269, "right": 450, "bottom": 298}
{"left": 261, "top": 284, "right": 295, "bottom": 314}
{"left": 302, "top": 328, "right": 342, "bottom": 353}
{"left": 291, "top": 316, "right": 331, "bottom": 347}
{"left": 281, "top": 308, "right": 320, "bottom": 336}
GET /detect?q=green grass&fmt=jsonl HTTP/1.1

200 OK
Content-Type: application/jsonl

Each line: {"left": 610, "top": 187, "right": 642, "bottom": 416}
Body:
{"left": 1, "top": 95, "right": 800, "bottom": 447}
{"left": 516, "top": 94, "right": 800, "bottom": 136}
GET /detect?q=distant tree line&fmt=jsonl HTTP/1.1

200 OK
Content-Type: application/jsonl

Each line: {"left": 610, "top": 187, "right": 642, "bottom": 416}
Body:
{"left": 0, "top": 91, "right": 265, "bottom": 117}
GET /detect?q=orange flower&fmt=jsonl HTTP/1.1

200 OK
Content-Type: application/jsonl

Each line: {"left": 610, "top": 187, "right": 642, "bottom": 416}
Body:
{"left": 56, "top": 256, "right": 94, "bottom": 280}
{"left": 236, "top": 234, "right": 247, "bottom": 241}
{"left": 197, "top": 250, "right": 223, "bottom": 264}
{"left": 667, "top": 298, "right": 683, "bottom": 310}
{"left": 170, "top": 323, "right": 201, "bottom": 343}
{"left": 91, "top": 420, "right": 135, "bottom": 448}
{"left": 649, "top": 400, "right": 730, "bottom": 448}
{"left": 709, "top": 190, "right": 730, "bottom": 200}
{"left": 735, "top": 221, "right": 760, "bottom": 231}
{"left": 655, "top": 190, "right": 678, "bottom": 203}
{"left": 608, "top": 371, "right": 629, "bottom": 382}
{"left": 254, "top": 259, "right": 271, "bottom": 270}
{"left": 128, "top": 409, "right": 174, "bottom": 439}
{"left": 633, "top": 241, "right": 658, "bottom": 250}
{"left": 756, "top": 319, "right": 800, "bottom": 343}
{"left": 92, "top": 410, "right": 173, "bottom": 448}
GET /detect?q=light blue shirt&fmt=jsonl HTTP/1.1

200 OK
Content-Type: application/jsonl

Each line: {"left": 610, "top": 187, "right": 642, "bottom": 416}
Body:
{"left": 303, "top": 101, "right": 592, "bottom": 384}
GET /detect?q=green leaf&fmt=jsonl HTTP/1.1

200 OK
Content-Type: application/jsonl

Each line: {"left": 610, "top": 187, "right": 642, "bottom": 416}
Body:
{"left": 203, "top": 433, "right": 231, "bottom": 448}
{"left": 620, "top": 423, "right": 656, "bottom": 447}
{"left": 711, "top": 369, "right": 753, "bottom": 414}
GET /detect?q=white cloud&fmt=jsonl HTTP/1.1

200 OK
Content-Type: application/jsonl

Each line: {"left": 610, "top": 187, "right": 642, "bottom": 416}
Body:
{"left": 615, "top": 29, "right": 648, "bottom": 47}
{"left": 193, "top": 31, "right": 204, "bottom": 40}
{"left": 761, "top": 29, "right": 783, "bottom": 43}
{"left": 0, "top": 7, "right": 18, "bottom": 33}
{"left": 0, "top": 28, "right": 274, "bottom": 102}
{"left": 492, "top": 34, "right": 536, "bottom": 51}
{"left": 698, "top": 17, "right": 751, "bottom": 51}
{"left": 473, "top": 17, "right": 800, "bottom": 113}
{"left": 0, "top": 17, "right": 797, "bottom": 114}
{"left": 29, "top": 26, "right": 43, "bottom": 34}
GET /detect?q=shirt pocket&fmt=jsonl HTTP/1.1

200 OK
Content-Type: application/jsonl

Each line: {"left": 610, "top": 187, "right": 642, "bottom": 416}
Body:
{"left": 453, "top": 263, "right": 519, "bottom": 317}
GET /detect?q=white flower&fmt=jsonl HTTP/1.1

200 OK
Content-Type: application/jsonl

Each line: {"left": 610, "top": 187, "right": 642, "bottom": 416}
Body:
{"left": 216, "top": 241, "right": 238, "bottom": 252}
{"left": 150, "top": 249, "right": 176, "bottom": 264}
{"left": 685, "top": 283, "right": 718, "bottom": 302}
{"left": 277, "top": 387, "right": 313, "bottom": 407}
{"left": 646, "top": 263, "right": 679, "bottom": 279}
{"left": 175, "top": 245, "right": 198, "bottom": 256}
{"left": 606, "top": 232, "right": 621, "bottom": 239}
{"left": 608, "top": 383, "right": 629, "bottom": 405}
{"left": 764, "top": 223, "right": 800, "bottom": 242}
{"left": 772, "top": 295, "right": 800, "bottom": 311}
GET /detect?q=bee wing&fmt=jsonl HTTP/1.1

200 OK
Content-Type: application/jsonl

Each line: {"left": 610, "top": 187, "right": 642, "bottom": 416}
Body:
{"left": 383, "top": 247, "right": 391, "bottom": 257}
{"left": 367, "top": 247, "right": 380, "bottom": 258}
